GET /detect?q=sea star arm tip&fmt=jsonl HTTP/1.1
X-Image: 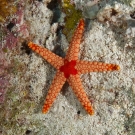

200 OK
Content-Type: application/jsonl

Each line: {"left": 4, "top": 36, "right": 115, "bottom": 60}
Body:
{"left": 113, "top": 65, "right": 120, "bottom": 70}
{"left": 68, "top": 74, "right": 94, "bottom": 115}
{"left": 66, "top": 19, "right": 85, "bottom": 61}
{"left": 42, "top": 71, "right": 66, "bottom": 114}
{"left": 76, "top": 60, "right": 120, "bottom": 73}
{"left": 28, "top": 42, "right": 64, "bottom": 69}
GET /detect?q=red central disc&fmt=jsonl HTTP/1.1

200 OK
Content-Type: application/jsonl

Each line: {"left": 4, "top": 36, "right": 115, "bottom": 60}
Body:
{"left": 60, "top": 60, "right": 78, "bottom": 78}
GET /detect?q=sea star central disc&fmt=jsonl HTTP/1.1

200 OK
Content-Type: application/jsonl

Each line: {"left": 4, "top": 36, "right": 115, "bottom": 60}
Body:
{"left": 60, "top": 60, "right": 78, "bottom": 78}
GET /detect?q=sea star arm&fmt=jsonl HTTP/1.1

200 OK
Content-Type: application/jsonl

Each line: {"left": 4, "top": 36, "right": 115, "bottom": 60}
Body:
{"left": 76, "top": 60, "right": 120, "bottom": 74}
{"left": 28, "top": 42, "right": 64, "bottom": 69}
{"left": 66, "top": 19, "right": 85, "bottom": 61}
{"left": 67, "top": 74, "right": 94, "bottom": 115}
{"left": 42, "top": 70, "right": 66, "bottom": 113}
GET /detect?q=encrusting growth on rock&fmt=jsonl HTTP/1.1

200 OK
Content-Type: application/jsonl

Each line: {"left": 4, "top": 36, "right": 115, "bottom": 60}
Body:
{"left": 28, "top": 19, "right": 120, "bottom": 115}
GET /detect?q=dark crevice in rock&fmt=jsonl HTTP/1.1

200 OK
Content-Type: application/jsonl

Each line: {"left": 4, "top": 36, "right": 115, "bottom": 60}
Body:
{"left": 47, "top": 0, "right": 61, "bottom": 24}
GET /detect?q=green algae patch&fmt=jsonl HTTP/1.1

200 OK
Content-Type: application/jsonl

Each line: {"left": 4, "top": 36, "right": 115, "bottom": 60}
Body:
{"left": 61, "top": 0, "right": 82, "bottom": 42}
{"left": 0, "top": 85, "right": 37, "bottom": 134}
{"left": 0, "top": 0, "right": 17, "bottom": 23}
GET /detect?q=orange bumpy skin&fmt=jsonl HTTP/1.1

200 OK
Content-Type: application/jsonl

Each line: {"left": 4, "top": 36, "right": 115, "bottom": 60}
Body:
{"left": 42, "top": 71, "right": 66, "bottom": 113}
{"left": 28, "top": 19, "right": 120, "bottom": 115}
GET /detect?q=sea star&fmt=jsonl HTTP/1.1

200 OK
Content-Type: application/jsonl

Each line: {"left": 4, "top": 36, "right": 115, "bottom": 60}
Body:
{"left": 28, "top": 19, "right": 120, "bottom": 115}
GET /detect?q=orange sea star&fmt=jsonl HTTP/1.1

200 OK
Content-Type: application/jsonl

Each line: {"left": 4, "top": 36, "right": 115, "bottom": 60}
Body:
{"left": 28, "top": 19, "right": 120, "bottom": 115}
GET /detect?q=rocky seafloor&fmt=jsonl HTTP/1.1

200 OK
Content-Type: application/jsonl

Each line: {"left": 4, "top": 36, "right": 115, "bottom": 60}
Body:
{"left": 0, "top": 0, "right": 135, "bottom": 134}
